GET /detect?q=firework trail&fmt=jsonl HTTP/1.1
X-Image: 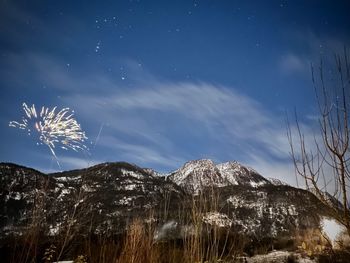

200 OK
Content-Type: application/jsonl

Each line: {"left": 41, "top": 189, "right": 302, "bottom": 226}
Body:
{"left": 9, "top": 103, "right": 88, "bottom": 168}
{"left": 94, "top": 122, "right": 104, "bottom": 149}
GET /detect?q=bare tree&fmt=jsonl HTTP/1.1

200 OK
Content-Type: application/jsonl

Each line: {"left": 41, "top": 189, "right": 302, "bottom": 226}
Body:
{"left": 287, "top": 48, "right": 350, "bottom": 237}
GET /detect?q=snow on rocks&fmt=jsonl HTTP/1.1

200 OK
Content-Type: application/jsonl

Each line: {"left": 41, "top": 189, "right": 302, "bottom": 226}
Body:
{"left": 216, "top": 161, "right": 266, "bottom": 186}
{"left": 170, "top": 159, "right": 227, "bottom": 193}
{"left": 169, "top": 159, "right": 270, "bottom": 193}
{"left": 55, "top": 176, "right": 81, "bottom": 182}
{"left": 202, "top": 212, "right": 233, "bottom": 227}
{"left": 120, "top": 168, "right": 145, "bottom": 179}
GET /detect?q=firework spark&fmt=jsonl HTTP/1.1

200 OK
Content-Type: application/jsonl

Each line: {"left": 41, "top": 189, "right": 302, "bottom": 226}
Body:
{"left": 9, "top": 103, "right": 88, "bottom": 168}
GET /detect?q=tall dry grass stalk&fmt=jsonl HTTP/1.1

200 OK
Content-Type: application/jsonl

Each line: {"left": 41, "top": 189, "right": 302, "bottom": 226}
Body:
{"left": 8, "top": 170, "right": 91, "bottom": 262}
{"left": 80, "top": 186, "right": 246, "bottom": 263}
{"left": 182, "top": 186, "right": 244, "bottom": 263}
{"left": 10, "top": 176, "right": 49, "bottom": 263}
{"left": 117, "top": 218, "right": 159, "bottom": 263}
{"left": 55, "top": 186, "right": 87, "bottom": 261}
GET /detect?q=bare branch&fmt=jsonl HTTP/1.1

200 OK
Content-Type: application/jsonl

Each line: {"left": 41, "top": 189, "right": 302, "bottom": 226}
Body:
{"left": 289, "top": 49, "right": 350, "bottom": 237}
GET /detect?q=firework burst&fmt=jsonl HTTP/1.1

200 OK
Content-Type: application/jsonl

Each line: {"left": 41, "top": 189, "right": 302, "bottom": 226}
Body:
{"left": 9, "top": 103, "right": 88, "bottom": 168}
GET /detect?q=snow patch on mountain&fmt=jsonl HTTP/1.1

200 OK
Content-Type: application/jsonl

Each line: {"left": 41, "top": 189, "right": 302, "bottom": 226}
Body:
{"left": 202, "top": 212, "right": 233, "bottom": 227}
{"left": 169, "top": 159, "right": 270, "bottom": 192}
{"left": 169, "top": 159, "right": 227, "bottom": 193}
{"left": 143, "top": 168, "right": 168, "bottom": 177}
{"left": 216, "top": 161, "right": 269, "bottom": 187}
{"left": 120, "top": 168, "right": 145, "bottom": 179}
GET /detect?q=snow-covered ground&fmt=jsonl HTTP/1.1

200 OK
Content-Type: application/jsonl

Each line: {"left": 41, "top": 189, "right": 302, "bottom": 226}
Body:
{"left": 55, "top": 251, "right": 315, "bottom": 263}
{"left": 321, "top": 217, "right": 345, "bottom": 246}
{"left": 246, "top": 250, "right": 316, "bottom": 263}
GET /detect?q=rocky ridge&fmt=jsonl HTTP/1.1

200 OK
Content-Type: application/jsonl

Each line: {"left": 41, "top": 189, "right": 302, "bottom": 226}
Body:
{"left": 168, "top": 159, "right": 270, "bottom": 193}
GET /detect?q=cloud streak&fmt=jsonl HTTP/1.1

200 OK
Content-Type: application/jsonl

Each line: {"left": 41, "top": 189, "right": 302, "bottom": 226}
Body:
{"left": 280, "top": 54, "right": 309, "bottom": 75}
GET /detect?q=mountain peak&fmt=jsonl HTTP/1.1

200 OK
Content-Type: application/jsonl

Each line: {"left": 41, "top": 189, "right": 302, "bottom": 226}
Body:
{"left": 179, "top": 159, "right": 216, "bottom": 172}
{"left": 216, "top": 161, "right": 269, "bottom": 187}
{"left": 169, "top": 159, "right": 224, "bottom": 193}
{"left": 168, "top": 159, "right": 270, "bottom": 192}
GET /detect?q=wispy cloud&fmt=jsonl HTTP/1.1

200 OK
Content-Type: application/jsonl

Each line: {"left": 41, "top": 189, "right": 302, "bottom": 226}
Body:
{"left": 244, "top": 153, "right": 297, "bottom": 186}
{"left": 99, "top": 136, "right": 186, "bottom": 169}
{"left": 279, "top": 30, "right": 350, "bottom": 77}
{"left": 61, "top": 71, "right": 300, "bottom": 176}
{"left": 279, "top": 54, "right": 309, "bottom": 75}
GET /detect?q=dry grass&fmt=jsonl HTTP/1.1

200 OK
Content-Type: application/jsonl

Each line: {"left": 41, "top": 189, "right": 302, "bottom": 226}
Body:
{"left": 9, "top": 178, "right": 49, "bottom": 263}
{"left": 107, "top": 186, "right": 245, "bottom": 263}
{"left": 294, "top": 228, "right": 331, "bottom": 257}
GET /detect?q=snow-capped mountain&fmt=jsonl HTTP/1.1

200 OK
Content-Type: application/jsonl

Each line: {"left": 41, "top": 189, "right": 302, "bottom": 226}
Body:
{"left": 168, "top": 159, "right": 227, "bottom": 193}
{"left": 0, "top": 160, "right": 333, "bottom": 247}
{"left": 168, "top": 159, "right": 270, "bottom": 192}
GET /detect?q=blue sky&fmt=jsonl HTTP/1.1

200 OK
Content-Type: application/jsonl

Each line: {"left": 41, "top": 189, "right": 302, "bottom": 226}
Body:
{"left": 1, "top": 0, "right": 349, "bottom": 184}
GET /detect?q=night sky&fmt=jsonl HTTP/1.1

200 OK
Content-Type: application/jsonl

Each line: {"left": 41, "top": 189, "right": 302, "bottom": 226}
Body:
{"left": 1, "top": 0, "right": 349, "bottom": 184}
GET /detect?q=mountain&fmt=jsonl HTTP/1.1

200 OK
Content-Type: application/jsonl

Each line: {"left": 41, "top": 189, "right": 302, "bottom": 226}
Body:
{"left": 0, "top": 162, "right": 185, "bottom": 241}
{"left": 0, "top": 160, "right": 333, "bottom": 248}
{"left": 168, "top": 159, "right": 270, "bottom": 193}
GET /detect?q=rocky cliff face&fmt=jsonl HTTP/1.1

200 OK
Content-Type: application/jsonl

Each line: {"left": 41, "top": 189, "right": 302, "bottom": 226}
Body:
{"left": 0, "top": 160, "right": 332, "bottom": 245}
